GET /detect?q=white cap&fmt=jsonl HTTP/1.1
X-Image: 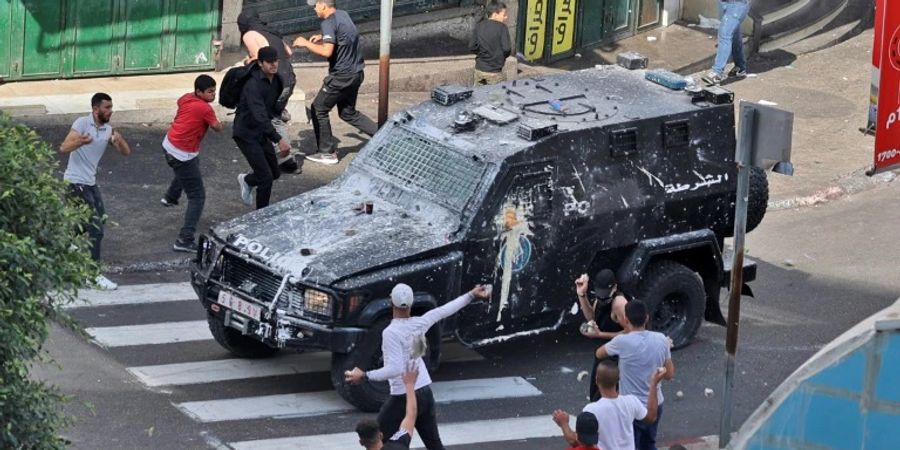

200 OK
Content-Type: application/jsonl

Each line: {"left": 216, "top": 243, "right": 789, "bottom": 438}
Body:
{"left": 390, "top": 283, "right": 414, "bottom": 308}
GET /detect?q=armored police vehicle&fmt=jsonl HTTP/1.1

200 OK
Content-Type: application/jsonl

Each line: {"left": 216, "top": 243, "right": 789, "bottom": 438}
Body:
{"left": 190, "top": 65, "right": 768, "bottom": 411}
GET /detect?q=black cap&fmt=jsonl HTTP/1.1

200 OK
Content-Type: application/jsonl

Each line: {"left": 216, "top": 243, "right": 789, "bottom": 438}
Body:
{"left": 257, "top": 46, "right": 278, "bottom": 63}
{"left": 576, "top": 412, "right": 599, "bottom": 446}
{"left": 594, "top": 268, "right": 616, "bottom": 291}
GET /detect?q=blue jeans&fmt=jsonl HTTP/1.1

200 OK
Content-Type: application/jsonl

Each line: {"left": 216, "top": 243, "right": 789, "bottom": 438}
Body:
{"left": 712, "top": 0, "right": 749, "bottom": 75}
{"left": 634, "top": 403, "right": 663, "bottom": 450}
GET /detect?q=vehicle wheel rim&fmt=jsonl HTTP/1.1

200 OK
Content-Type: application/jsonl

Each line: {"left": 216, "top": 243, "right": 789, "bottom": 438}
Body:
{"left": 652, "top": 292, "right": 689, "bottom": 337}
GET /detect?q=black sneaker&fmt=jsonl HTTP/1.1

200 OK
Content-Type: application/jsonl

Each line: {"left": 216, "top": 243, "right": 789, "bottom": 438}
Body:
{"left": 161, "top": 197, "right": 178, "bottom": 207}
{"left": 173, "top": 240, "right": 198, "bottom": 253}
{"left": 728, "top": 67, "right": 748, "bottom": 78}
{"left": 305, "top": 152, "right": 340, "bottom": 165}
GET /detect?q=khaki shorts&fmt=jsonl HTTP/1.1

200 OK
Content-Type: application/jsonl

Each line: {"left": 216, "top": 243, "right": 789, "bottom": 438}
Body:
{"left": 474, "top": 69, "right": 506, "bottom": 86}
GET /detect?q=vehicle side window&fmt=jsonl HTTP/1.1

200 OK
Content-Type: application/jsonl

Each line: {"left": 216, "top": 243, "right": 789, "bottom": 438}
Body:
{"left": 505, "top": 171, "right": 553, "bottom": 219}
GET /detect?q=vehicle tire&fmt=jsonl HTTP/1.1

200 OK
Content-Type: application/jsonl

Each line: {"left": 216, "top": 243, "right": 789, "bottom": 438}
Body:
{"left": 721, "top": 167, "right": 769, "bottom": 236}
{"left": 636, "top": 260, "right": 706, "bottom": 350}
{"left": 332, "top": 318, "right": 392, "bottom": 412}
{"left": 424, "top": 321, "right": 442, "bottom": 373}
{"left": 207, "top": 312, "right": 279, "bottom": 358}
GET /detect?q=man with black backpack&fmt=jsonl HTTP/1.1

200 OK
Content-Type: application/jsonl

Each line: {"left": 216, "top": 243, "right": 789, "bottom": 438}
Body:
{"left": 231, "top": 46, "right": 291, "bottom": 209}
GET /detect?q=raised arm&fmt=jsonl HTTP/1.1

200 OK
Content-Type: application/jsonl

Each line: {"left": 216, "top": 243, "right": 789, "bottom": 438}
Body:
{"left": 552, "top": 410, "right": 578, "bottom": 447}
{"left": 59, "top": 128, "right": 91, "bottom": 154}
{"left": 641, "top": 367, "right": 667, "bottom": 423}
{"left": 398, "top": 366, "right": 419, "bottom": 438}
{"left": 109, "top": 129, "right": 131, "bottom": 156}
{"left": 418, "top": 285, "right": 490, "bottom": 330}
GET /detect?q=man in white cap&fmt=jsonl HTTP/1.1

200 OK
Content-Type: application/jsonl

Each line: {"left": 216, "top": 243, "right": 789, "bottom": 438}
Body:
{"left": 346, "top": 283, "right": 491, "bottom": 450}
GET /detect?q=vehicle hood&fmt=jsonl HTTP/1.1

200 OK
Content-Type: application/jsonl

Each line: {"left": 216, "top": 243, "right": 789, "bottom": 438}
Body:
{"left": 210, "top": 183, "right": 461, "bottom": 286}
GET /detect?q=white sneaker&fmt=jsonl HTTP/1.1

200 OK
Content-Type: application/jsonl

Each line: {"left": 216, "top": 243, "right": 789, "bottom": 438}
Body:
{"left": 94, "top": 275, "right": 118, "bottom": 290}
{"left": 237, "top": 173, "right": 254, "bottom": 206}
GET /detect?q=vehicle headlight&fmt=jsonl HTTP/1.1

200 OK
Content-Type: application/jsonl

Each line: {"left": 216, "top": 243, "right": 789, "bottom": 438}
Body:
{"left": 304, "top": 289, "right": 332, "bottom": 317}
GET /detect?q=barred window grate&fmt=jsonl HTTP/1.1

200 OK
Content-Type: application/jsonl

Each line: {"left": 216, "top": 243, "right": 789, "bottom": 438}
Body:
{"left": 366, "top": 128, "right": 485, "bottom": 211}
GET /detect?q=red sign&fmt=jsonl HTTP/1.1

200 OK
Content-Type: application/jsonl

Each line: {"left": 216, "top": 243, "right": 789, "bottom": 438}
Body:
{"left": 874, "top": 0, "right": 900, "bottom": 173}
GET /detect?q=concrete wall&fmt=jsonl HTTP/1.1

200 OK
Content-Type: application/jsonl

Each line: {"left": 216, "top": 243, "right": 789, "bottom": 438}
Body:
{"left": 222, "top": 0, "right": 243, "bottom": 50}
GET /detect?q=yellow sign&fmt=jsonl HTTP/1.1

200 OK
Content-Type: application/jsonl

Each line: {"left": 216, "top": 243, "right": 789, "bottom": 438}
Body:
{"left": 523, "top": 0, "right": 548, "bottom": 61}
{"left": 551, "top": 0, "right": 577, "bottom": 56}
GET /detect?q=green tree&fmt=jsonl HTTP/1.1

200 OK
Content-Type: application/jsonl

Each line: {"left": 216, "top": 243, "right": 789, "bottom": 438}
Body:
{"left": 0, "top": 113, "right": 98, "bottom": 449}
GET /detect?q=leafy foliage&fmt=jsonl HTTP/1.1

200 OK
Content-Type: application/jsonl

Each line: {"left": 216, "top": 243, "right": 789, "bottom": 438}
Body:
{"left": 0, "top": 113, "right": 98, "bottom": 449}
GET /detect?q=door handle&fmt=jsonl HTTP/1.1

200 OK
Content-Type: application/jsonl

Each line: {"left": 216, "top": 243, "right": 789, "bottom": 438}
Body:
{"left": 12, "top": 62, "right": 18, "bottom": 73}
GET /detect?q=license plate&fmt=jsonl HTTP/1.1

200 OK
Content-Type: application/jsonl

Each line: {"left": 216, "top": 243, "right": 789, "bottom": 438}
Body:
{"left": 217, "top": 290, "right": 262, "bottom": 321}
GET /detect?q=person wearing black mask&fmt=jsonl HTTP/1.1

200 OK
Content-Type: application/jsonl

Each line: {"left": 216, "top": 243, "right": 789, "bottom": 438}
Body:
{"left": 233, "top": 46, "right": 290, "bottom": 210}
{"left": 575, "top": 269, "right": 628, "bottom": 402}
{"left": 237, "top": 9, "right": 299, "bottom": 173}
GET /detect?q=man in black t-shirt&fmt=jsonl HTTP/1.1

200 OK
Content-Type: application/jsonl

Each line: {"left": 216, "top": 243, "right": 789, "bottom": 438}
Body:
{"left": 356, "top": 367, "right": 419, "bottom": 450}
{"left": 293, "top": 0, "right": 377, "bottom": 166}
{"left": 469, "top": 1, "right": 511, "bottom": 86}
{"left": 575, "top": 269, "right": 628, "bottom": 401}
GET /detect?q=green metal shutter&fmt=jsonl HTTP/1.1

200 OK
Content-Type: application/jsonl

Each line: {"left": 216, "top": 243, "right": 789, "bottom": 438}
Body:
{"left": 122, "top": 0, "right": 166, "bottom": 71}
{"left": 0, "top": 0, "right": 12, "bottom": 78}
{"left": 67, "top": 0, "right": 117, "bottom": 75}
{"left": 2, "top": 0, "right": 218, "bottom": 81}
{"left": 20, "top": 0, "right": 65, "bottom": 78}
{"left": 171, "top": 0, "right": 218, "bottom": 69}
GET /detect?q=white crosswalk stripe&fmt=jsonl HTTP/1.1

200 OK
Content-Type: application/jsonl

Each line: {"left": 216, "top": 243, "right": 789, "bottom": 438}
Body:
{"left": 128, "top": 342, "right": 483, "bottom": 387}
{"left": 175, "top": 376, "right": 542, "bottom": 422}
{"left": 229, "top": 414, "right": 574, "bottom": 449}
{"left": 69, "top": 282, "right": 196, "bottom": 308}
{"left": 86, "top": 320, "right": 210, "bottom": 347}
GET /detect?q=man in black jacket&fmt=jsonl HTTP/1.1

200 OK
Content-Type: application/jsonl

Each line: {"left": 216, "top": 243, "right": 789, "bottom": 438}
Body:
{"left": 293, "top": 0, "right": 378, "bottom": 166}
{"left": 233, "top": 46, "right": 291, "bottom": 209}
{"left": 469, "top": 1, "right": 511, "bottom": 86}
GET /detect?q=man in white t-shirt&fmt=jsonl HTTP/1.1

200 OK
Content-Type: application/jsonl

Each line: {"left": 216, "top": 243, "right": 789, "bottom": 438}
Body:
{"left": 595, "top": 300, "right": 674, "bottom": 450}
{"left": 553, "top": 360, "right": 665, "bottom": 450}
{"left": 345, "top": 283, "right": 491, "bottom": 450}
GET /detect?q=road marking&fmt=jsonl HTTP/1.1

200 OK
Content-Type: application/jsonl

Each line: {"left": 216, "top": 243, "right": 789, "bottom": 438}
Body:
{"left": 86, "top": 320, "right": 210, "bottom": 347}
{"left": 127, "top": 343, "right": 482, "bottom": 387}
{"left": 175, "top": 376, "right": 541, "bottom": 423}
{"left": 68, "top": 282, "right": 196, "bottom": 308}
{"left": 128, "top": 353, "right": 330, "bottom": 387}
{"left": 229, "top": 414, "right": 573, "bottom": 450}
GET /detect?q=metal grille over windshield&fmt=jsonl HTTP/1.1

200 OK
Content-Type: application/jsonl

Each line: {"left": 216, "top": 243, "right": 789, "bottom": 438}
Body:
{"left": 366, "top": 127, "right": 484, "bottom": 211}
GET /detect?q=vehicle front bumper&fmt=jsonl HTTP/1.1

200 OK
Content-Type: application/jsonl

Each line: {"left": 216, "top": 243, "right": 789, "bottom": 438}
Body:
{"left": 190, "top": 265, "right": 366, "bottom": 354}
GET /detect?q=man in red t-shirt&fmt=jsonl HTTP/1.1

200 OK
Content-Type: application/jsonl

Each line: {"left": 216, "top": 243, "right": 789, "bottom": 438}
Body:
{"left": 161, "top": 75, "right": 224, "bottom": 252}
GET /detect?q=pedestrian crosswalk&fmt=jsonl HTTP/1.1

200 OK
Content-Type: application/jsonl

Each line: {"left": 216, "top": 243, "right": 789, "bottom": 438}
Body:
{"left": 73, "top": 281, "right": 567, "bottom": 448}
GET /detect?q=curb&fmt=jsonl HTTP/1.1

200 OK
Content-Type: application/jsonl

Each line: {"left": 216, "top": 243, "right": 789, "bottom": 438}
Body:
{"left": 661, "top": 434, "right": 720, "bottom": 450}
{"left": 767, "top": 167, "right": 898, "bottom": 211}
{"left": 106, "top": 258, "right": 192, "bottom": 275}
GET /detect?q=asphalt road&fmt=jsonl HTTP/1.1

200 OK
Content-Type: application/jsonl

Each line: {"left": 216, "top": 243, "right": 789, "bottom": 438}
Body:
{"left": 32, "top": 174, "right": 900, "bottom": 449}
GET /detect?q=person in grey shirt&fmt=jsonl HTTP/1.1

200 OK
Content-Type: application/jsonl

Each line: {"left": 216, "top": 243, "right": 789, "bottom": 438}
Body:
{"left": 59, "top": 92, "right": 131, "bottom": 290}
{"left": 595, "top": 300, "right": 674, "bottom": 450}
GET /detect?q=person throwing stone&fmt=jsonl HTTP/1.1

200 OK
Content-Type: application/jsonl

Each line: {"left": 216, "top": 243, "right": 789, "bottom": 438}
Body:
{"left": 345, "top": 283, "right": 492, "bottom": 450}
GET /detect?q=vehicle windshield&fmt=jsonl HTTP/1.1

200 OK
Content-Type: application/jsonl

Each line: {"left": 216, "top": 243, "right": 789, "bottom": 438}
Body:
{"left": 361, "top": 125, "right": 487, "bottom": 212}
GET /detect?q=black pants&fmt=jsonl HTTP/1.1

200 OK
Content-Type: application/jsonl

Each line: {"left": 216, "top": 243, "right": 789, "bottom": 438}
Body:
{"left": 633, "top": 403, "right": 663, "bottom": 450}
{"left": 377, "top": 385, "right": 444, "bottom": 450}
{"left": 67, "top": 183, "right": 105, "bottom": 261}
{"left": 311, "top": 71, "right": 377, "bottom": 154}
{"left": 274, "top": 70, "right": 296, "bottom": 115}
{"left": 163, "top": 151, "right": 205, "bottom": 243}
{"left": 235, "top": 136, "right": 280, "bottom": 209}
